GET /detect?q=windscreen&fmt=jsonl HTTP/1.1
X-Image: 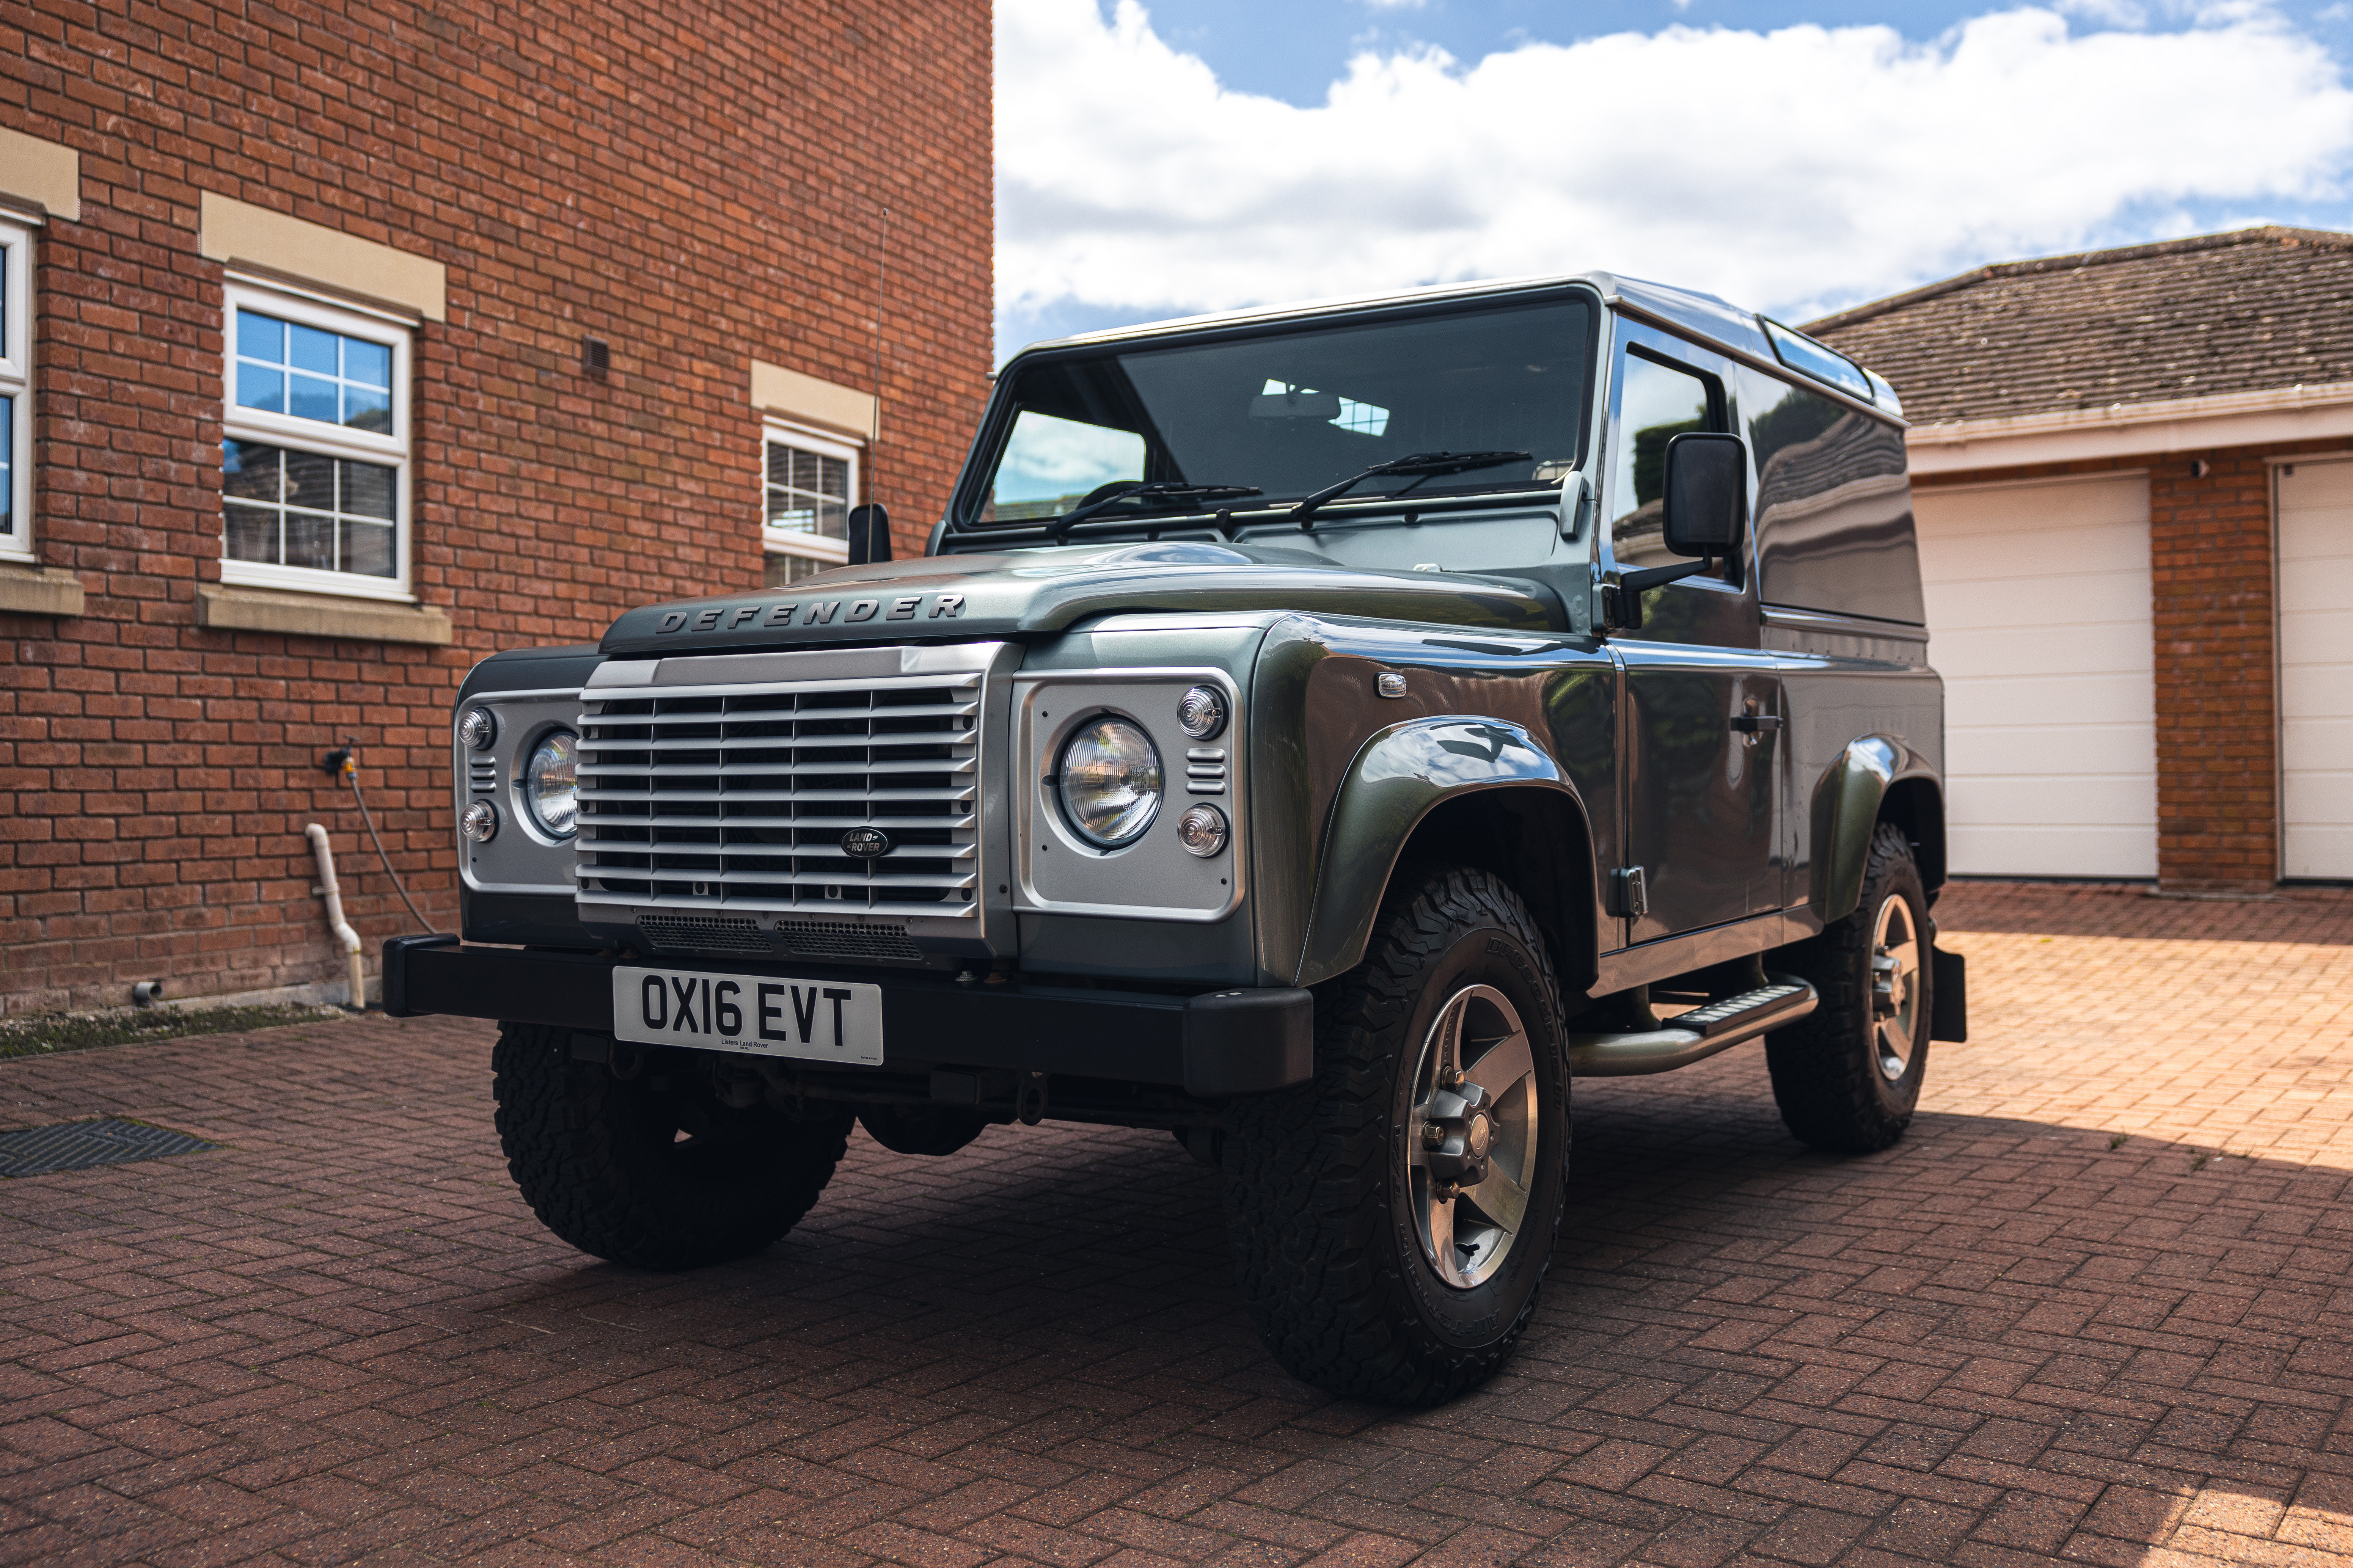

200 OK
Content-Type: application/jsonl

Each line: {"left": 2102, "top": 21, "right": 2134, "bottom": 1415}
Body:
{"left": 973, "top": 297, "right": 1595, "bottom": 526}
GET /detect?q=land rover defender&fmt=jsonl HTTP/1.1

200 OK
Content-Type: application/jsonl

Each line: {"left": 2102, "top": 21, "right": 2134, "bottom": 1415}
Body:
{"left": 386, "top": 272, "right": 1966, "bottom": 1406}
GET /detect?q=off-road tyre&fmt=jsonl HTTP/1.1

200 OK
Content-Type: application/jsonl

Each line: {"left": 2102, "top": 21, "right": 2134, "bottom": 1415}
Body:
{"left": 1220, "top": 866, "right": 1570, "bottom": 1406}
{"left": 1764, "top": 823, "right": 1932, "bottom": 1153}
{"left": 492, "top": 1022, "right": 851, "bottom": 1269}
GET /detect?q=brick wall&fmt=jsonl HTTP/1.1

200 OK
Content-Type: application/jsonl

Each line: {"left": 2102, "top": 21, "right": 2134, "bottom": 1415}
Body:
{"left": 1917, "top": 439, "right": 2326, "bottom": 892}
{"left": 1, "top": 0, "right": 993, "bottom": 1012}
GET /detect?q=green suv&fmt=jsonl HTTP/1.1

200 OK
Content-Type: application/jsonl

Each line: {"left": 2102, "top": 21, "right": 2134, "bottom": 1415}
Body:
{"left": 388, "top": 271, "right": 1966, "bottom": 1406}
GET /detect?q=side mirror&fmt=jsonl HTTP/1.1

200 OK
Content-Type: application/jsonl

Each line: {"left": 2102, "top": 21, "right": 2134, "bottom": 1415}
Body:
{"left": 847, "top": 503, "right": 892, "bottom": 565}
{"left": 1661, "top": 433, "right": 1745, "bottom": 558}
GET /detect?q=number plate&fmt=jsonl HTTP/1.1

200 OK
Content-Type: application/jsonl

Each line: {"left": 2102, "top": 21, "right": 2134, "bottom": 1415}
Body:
{"left": 612, "top": 966, "right": 884, "bottom": 1065}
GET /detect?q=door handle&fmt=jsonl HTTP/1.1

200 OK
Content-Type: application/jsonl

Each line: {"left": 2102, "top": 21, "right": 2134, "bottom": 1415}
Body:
{"left": 1729, "top": 714, "right": 1782, "bottom": 733}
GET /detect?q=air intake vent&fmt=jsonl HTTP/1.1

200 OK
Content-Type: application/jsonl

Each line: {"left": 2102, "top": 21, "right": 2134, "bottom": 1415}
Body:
{"left": 636, "top": 915, "right": 773, "bottom": 956}
{"left": 774, "top": 921, "right": 922, "bottom": 962}
{"left": 578, "top": 668, "right": 980, "bottom": 922}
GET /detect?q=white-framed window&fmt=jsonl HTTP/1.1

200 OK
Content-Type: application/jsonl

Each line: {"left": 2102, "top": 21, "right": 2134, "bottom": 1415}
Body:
{"left": 220, "top": 279, "right": 412, "bottom": 600}
{"left": 0, "top": 217, "right": 32, "bottom": 561}
{"left": 762, "top": 421, "right": 859, "bottom": 587}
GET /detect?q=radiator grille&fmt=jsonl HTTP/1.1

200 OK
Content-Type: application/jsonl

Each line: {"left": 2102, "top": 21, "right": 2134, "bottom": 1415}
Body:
{"left": 774, "top": 920, "right": 923, "bottom": 962}
{"left": 577, "top": 670, "right": 980, "bottom": 922}
{"left": 636, "top": 915, "right": 774, "bottom": 956}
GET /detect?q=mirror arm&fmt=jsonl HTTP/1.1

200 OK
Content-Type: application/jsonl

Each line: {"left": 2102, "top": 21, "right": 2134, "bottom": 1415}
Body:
{"left": 1616, "top": 558, "right": 1712, "bottom": 596}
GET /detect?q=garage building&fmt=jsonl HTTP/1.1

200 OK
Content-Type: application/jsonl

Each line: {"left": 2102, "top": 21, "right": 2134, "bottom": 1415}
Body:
{"left": 1810, "top": 227, "right": 2353, "bottom": 892}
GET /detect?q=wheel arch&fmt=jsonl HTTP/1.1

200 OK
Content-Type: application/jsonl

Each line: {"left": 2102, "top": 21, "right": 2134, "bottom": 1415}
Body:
{"left": 1809, "top": 735, "right": 1946, "bottom": 924}
{"left": 1293, "top": 717, "right": 1597, "bottom": 992}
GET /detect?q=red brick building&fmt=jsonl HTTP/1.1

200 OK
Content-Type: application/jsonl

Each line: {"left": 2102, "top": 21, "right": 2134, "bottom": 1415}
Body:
{"left": 0, "top": 2, "right": 993, "bottom": 1013}
{"left": 1810, "top": 228, "right": 2353, "bottom": 893}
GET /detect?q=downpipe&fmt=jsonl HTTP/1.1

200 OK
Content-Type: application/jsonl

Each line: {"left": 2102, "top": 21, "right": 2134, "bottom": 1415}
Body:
{"left": 305, "top": 824, "right": 368, "bottom": 1010}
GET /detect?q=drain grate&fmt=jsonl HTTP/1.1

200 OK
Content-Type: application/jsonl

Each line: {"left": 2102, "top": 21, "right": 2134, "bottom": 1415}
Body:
{"left": 0, "top": 1118, "right": 220, "bottom": 1178}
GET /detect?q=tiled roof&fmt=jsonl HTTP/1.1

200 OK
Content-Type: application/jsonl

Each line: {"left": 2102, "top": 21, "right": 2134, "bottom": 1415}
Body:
{"left": 1803, "top": 226, "right": 2353, "bottom": 425}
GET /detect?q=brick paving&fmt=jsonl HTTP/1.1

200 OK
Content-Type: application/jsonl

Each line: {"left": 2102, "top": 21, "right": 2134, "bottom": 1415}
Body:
{"left": 4, "top": 880, "right": 2352, "bottom": 1567}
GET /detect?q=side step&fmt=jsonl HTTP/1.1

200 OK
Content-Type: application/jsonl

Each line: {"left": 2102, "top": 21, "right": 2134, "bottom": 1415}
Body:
{"left": 1566, "top": 975, "right": 1819, "bottom": 1078}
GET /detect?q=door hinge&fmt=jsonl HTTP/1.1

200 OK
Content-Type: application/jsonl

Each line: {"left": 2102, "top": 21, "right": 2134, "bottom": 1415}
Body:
{"left": 1610, "top": 866, "right": 1649, "bottom": 919}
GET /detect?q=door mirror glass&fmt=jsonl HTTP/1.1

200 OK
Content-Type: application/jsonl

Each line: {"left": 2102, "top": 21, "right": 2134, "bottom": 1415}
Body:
{"left": 1662, "top": 432, "right": 1745, "bottom": 558}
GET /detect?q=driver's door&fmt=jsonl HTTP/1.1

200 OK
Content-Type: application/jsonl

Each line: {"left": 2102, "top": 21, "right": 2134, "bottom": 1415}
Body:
{"left": 1602, "top": 325, "right": 1780, "bottom": 944}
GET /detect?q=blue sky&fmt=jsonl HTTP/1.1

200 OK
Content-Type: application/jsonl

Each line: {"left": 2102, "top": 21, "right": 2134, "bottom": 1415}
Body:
{"left": 994, "top": 0, "right": 2353, "bottom": 363}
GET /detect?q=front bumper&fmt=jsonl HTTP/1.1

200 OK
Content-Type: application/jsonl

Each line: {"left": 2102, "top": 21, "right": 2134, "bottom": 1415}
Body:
{"left": 382, "top": 935, "right": 1314, "bottom": 1098}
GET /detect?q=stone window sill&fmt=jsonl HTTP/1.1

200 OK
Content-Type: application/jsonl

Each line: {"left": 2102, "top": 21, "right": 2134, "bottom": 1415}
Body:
{"left": 196, "top": 582, "right": 452, "bottom": 645}
{"left": 0, "top": 561, "right": 87, "bottom": 617}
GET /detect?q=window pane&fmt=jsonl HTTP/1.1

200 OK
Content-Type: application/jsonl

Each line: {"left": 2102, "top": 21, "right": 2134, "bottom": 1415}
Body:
{"left": 289, "top": 374, "right": 338, "bottom": 423}
{"left": 284, "top": 511, "right": 335, "bottom": 570}
{"left": 239, "top": 309, "right": 284, "bottom": 364}
{"left": 339, "top": 458, "right": 395, "bottom": 519}
{"left": 819, "top": 455, "right": 849, "bottom": 501}
{"left": 1608, "top": 354, "right": 1716, "bottom": 571}
{"left": 339, "top": 518, "right": 396, "bottom": 577}
{"left": 222, "top": 429, "right": 402, "bottom": 581}
{"left": 815, "top": 498, "right": 847, "bottom": 540}
{"left": 284, "top": 449, "right": 336, "bottom": 512}
{"left": 791, "top": 447, "right": 819, "bottom": 494}
{"left": 221, "top": 441, "right": 281, "bottom": 503}
{"left": 345, "top": 339, "right": 391, "bottom": 389}
{"left": 235, "top": 308, "right": 397, "bottom": 436}
{"left": 990, "top": 411, "right": 1145, "bottom": 521}
{"left": 289, "top": 323, "right": 339, "bottom": 375}
{"left": 224, "top": 502, "right": 278, "bottom": 562}
{"left": 236, "top": 364, "right": 285, "bottom": 415}
{"left": 0, "top": 394, "right": 11, "bottom": 537}
{"left": 342, "top": 383, "right": 391, "bottom": 434}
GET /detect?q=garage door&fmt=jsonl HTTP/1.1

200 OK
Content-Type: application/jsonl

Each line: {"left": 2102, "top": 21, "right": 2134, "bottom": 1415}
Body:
{"left": 1913, "top": 474, "right": 2156, "bottom": 877}
{"left": 2278, "top": 461, "right": 2353, "bottom": 879}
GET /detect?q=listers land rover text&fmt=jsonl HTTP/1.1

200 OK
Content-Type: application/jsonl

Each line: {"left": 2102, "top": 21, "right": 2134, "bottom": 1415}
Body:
{"left": 388, "top": 272, "right": 1967, "bottom": 1406}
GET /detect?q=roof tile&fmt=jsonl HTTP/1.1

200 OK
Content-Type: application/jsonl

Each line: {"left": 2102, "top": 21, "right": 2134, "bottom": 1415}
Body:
{"left": 1802, "top": 226, "right": 2353, "bottom": 425}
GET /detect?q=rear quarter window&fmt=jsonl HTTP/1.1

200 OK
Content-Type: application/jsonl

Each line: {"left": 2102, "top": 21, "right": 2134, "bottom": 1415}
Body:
{"left": 1744, "top": 369, "right": 1924, "bottom": 625}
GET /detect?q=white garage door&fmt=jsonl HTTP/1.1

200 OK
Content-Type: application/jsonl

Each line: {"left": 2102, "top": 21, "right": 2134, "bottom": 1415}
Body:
{"left": 2278, "top": 461, "right": 2353, "bottom": 879}
{"left": 1913, "top": 474, "right": 2156, "bottom": 877}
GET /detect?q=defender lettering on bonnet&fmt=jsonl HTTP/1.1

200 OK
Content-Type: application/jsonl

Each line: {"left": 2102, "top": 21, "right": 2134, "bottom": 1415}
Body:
{"left": 653, "top": 592, "right": 966, "bottom": 633}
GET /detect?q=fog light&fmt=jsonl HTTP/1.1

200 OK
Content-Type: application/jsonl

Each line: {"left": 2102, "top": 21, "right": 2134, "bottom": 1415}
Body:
{"left": 1176, "top": 803, "right": 1228, "bottom": 858}
{"left": 461, "top": 800, "right": 500, "bottom": 843}
{"left": 459, "top": 707, "right": 498, "bottom": 750}
{"left": 1176, "top": 685, "right": 1227, "bottom": 740}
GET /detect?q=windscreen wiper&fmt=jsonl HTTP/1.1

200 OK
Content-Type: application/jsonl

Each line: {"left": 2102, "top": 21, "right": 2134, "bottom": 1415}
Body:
{"left": 1048, "top": 481, "right": 1264, "bottom": 542}
{"left": 1289, "top": 450, "right": 1534, "bottom": 526}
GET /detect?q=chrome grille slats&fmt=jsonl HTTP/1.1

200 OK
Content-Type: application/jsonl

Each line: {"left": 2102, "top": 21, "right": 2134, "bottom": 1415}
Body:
{"left": 576, "top": 669, "right": 982, "bottom": 920}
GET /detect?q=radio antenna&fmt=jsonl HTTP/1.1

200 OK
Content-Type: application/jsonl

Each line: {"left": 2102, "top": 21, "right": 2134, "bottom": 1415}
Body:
{"left": 870, "top": 206, "right": 889, "bottom": 498}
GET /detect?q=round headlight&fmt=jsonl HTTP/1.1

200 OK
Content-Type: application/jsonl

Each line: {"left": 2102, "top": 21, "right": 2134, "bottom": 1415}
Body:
{"left": 1176, "top": 685, "right": 1227, "bottom": 741}
{"left": 1056, "top": 717, "right": 1163, "bottom": 848}
{"left": 459, "top": 707, "right": 498, "bottom": 750}
{"left": 525, "top": 729, "right": 579, "bottom": 838}
{"left": 460, "top": 800, "right": 500, "bottom": 843}
{"left": 1176, "top": 803, "right": 1228, "bottom": 858}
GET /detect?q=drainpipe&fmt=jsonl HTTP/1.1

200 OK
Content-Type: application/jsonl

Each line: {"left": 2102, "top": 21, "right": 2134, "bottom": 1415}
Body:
{"left": 305, "top": 824, "right": 368, "bottom": 1010}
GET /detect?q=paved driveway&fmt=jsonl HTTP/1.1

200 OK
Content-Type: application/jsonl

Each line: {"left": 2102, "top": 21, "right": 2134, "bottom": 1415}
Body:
{"left": 4, "top": 882, "right": 2351, "bottom": 1567}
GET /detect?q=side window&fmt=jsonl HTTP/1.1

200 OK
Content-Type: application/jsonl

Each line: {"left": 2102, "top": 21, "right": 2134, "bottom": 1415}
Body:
{"left": 762, "top": 425, "right": 859, "bottom": 587}
{"left": 1744, "top": 369, "right": 1923, "bottom": 623}
{"left": 1607, "top": 348, "right": 1729, "bottom": 577}
{"left": 987, "top": 409, "right": 1146, "bottom": 523}
{"left": 0, "top": 220, "right": 31, "bottom": 559}
{"left": 220, "top": 284, "right": 409, "bottom": 596}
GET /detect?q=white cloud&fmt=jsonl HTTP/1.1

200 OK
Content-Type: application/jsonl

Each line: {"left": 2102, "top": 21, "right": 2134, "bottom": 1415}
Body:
{"left": 996, "top": 0, "right": 2353, "bottom": 334}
